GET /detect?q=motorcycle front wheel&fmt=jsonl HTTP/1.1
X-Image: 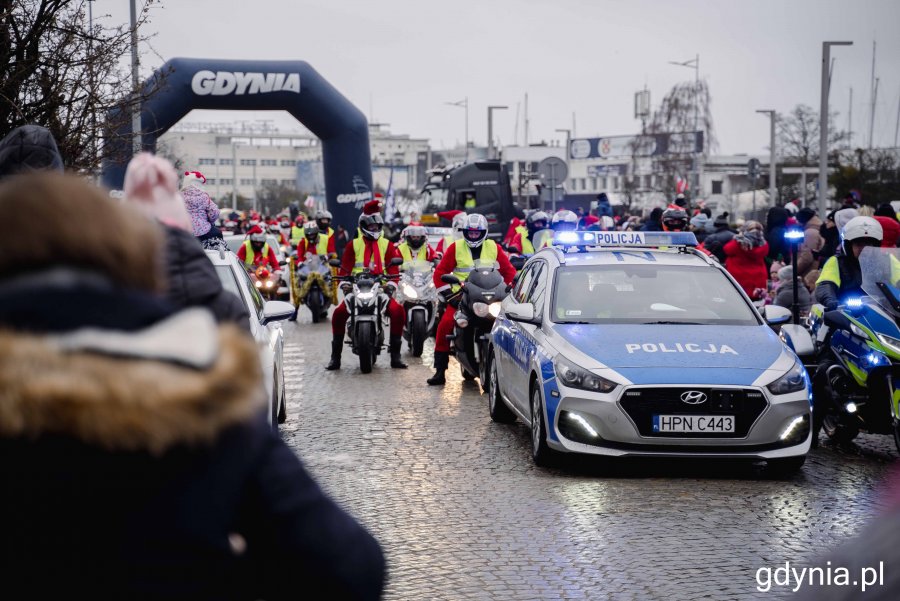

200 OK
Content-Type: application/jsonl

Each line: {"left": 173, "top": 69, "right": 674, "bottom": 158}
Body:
{"left": 410, "top": 310, "right": 427, "bottom": 357}
{"left": 308, "top": 287, "right": 322, "bottom": 324}
{"left": 357, "top": 321, "right": 375, "bottom": 374}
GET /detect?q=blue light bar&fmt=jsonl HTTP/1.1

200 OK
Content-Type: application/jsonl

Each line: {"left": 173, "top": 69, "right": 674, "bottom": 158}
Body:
{"left": 551, "top": 230, "right": 698, "bottom": 248}
{"left": 845, "top": 297, "right": 863, "bottom": 308}
{"left": 785, "top": 228, "right": 805, "bottom": 241}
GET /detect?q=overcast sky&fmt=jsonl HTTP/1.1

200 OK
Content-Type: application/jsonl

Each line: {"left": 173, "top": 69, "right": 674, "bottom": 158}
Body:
{"left": 94, "top": 0, "right": 900, "bottom": 155}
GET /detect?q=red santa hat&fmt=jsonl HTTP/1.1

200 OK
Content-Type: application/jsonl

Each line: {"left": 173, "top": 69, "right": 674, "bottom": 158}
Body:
{"left": 247, "top": 224, "right": 267, "bottom": 242}
{"left": 182, "top": 170, "right": 207, "bottom": 188}
{"left": 437, "top": 209, "right": 464, "bottom": 221}
{"left": 362, "top": 199, "right": 383, "bottom": 215}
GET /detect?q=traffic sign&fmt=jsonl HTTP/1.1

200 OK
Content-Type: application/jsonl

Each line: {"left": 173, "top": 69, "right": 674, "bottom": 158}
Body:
{"left": 747, "top": 158, "right": 761, "bottom": 180}
{"left": 538, "top": 157, "right": 568, "bottom": 186}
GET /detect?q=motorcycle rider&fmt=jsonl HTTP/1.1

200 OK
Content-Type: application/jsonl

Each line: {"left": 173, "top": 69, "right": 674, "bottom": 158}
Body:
{"left": 815, "top": 216, "right": 884, "bottom": 310}
{"left": 290, "top": 215, "right": 306, "bottom": 248}
{"left": 326, "top": 200, "right": 407, "bottom": 370}
{"left": 428, "top": 214, "right": 517, "bottom": 386}
{"left": 435, "top": 211, "right": 467, "bottom": 256}
{"left": 236, "top": 225, "right": 281, "bottom": 273}
{"left": 661, "top": 207, "right": 689, "bottom": 232}
{"left": 315, "top": 209, "right": 335, "bottom": 242}
{"left": 509, "top": 210, "right": 550, "bottom": 255}
{"left": 390, "top": 225, "right": 436, "bottom": 267}
{"left": 289, "top": 222, "right": 338, "bottom": 321}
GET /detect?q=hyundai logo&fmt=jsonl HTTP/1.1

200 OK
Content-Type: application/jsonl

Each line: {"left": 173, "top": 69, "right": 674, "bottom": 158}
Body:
{"left": 680, "top": 391, "right": 707, "bottom": 405}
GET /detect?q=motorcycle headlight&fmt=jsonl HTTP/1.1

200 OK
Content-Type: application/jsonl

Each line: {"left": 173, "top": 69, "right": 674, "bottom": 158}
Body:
{"left": 472, "top": 302, "right": 489, "bottom": 317}
{"left": 488, "top": 302, "right": 502, "bottom": 318}
{"left": 767, "top": 360, "right": 808, "bottom": 395}
{"left": 401, "top": 283, "right": 418, "bottom": 299}
{"left": 265, "top": 280, "right": 273, "bottom": 288}
{"left": 876, "top": 333, "right": 900, "bottom": 356}
{"left": 455, "top": 313, "right": 469, "bottom": 329}
{"left": 553, "top": 356, "right": 617, "bottom": 393}
{"left": 357, "top": 291, "right": 375, "bottom": 301}
{"left": 254, "top": 280, "right": 262, "bottom": 288}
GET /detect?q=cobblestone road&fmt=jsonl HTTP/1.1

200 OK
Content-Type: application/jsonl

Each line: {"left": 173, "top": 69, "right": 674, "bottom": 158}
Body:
{"left": 279, "top": 315, "right": 897, "bottom": 600}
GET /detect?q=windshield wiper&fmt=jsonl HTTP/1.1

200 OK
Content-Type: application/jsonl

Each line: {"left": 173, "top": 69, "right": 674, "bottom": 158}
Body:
{"left": 642, "top": 321, "right": 704, "bottom": 325}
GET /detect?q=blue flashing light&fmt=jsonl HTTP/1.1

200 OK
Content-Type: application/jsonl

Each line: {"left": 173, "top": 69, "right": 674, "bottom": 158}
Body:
{"left": 784, "top": 228, "right": 805, "bottom": 241}
{"left": 551, "top": 230, "right": 698, "bottom": 248}
{"left": 846, "top": 297, "right": 863, "bottom": 308}
{"left": 867, "top": 353, "right": 883, "bottom": 365}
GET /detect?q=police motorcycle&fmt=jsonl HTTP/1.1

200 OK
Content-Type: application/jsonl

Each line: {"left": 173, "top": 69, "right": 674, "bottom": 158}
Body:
{"left": 796, "top": 247, "right": 900, "bottom": 452}
{"left": 440, "top": 267, "right": 510, "bottom": 383}
{"left": 296, "top": 252, "right": 334, "bottom": 323}
{"left": 330, "top": 257, "right": 404, "bottom": 374}
{"left": 395, "top": 259, "right": 438, "bottom": 357}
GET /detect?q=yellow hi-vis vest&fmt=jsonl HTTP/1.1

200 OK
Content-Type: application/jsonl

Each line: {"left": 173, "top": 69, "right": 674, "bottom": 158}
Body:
{"left": 242, "top": 240, "right": 270, "bottom": 268}
{"left": 454, "top": 239, "right": 499, "bottom": 283}
{"left": 352, "top": 235, "right": 390, "bottom": 274}
{"left": 514, "top": 225, "right": 536, "bottom": 255}
{"left": 291, "top": 225, "right": 303, "bottom": 244}
{"left": 397, "top": 242, "right": 427, "bottom": 267}
{"left": 306, "top": 234, "right": 329, "bottom": 256}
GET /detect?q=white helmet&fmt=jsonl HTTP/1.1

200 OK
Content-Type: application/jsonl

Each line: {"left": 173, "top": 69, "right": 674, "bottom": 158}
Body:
{"left": 451, "top": 212, "right": 468, "bottom": 231}
{"left": 551, "top": 210, "right": 579, "bottom": 232}
{"left": 841, "top": 216, "right": 883, "bottom": 253}
{"left": 460, "top": 213, "right": 489, "bottom": 248}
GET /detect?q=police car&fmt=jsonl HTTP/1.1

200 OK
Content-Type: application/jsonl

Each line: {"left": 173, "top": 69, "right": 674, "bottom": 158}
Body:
{"left": 486, "top": 231, "right": 811, "bottom": 475}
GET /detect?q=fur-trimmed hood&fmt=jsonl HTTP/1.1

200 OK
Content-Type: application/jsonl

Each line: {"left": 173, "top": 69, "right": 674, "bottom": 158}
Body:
{"left": 0, "top": 309, "right": 263, "bottom": 454}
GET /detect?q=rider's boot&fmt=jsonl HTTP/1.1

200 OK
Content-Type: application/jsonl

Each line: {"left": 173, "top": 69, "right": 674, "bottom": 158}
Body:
{"left": 427, "top": 351, "right": 449, "bottom": 385}
{"left": 390, "top": 336, "right": 408, "bottom": 369}
{"left": 325, "top": 334, "right": 343, "bottom": 370}
{"left": 288, "top": 305, "right": 299, "bottom": 322}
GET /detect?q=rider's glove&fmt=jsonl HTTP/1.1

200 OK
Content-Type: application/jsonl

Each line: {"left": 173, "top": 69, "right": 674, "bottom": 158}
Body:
{"left": 384, "top": 281, "right": 397, "bottom": 296}
{"left": 340, "top": 282, "right": 352, "bottom": 294}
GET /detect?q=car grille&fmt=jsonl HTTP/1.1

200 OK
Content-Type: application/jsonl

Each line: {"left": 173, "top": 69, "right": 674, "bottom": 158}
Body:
{"left": 618, "top": 387, "right": 767, "bottom": 438}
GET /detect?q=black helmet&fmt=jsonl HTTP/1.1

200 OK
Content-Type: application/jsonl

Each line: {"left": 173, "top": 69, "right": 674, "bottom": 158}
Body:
{"left": 304, "top": 222, "right": 320, "bottom": 241}
{"left": 358, "top": 212, "right": 384, "bottom": 239}
{"left": 661, "top": 207, "right": 688, "bottom": 232}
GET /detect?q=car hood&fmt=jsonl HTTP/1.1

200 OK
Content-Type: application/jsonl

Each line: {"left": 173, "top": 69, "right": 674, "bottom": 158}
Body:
{"left": 552, "top": 324, "right": 786, "bottom": 385}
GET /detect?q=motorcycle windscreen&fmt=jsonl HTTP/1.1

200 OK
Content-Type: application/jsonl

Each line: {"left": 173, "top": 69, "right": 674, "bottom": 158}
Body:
{"left": 860, "top": 246, "right": 900, "bottom": 316}
{"left": 532, "top": 229, "right": 554, "bottom": 251}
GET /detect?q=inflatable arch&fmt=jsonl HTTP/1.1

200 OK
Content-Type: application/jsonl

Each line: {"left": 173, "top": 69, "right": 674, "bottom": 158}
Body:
{"left": 101, "top": 57, "right": 373, "bottom": 233}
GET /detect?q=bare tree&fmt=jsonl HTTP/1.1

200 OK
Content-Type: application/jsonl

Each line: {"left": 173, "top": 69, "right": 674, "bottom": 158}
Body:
{"left": 0, "top": 0, "right": 161, "bottom": 172}
{"left": 776, "top": 104, "right": 847, "bottom": 166}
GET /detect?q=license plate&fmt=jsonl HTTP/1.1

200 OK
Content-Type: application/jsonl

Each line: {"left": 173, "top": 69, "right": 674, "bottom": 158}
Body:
{"left": 652, "top": 415, "right": 735, "bottom": 433}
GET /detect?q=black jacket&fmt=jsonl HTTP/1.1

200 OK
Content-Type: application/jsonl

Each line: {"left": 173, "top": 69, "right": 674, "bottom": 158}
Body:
{"left": 701, "top": 227, "right": 735, "bottom": 263}
{"left": 766, "top": 206, "right": 791, "bottom": 263}
{"left": 814, "top": 253, "right": 863, "bottom": 311}
{"left": 164, "top": 225, "right": 250, "bottom": 331}
{"left": 0, "top": 284, "right": 385, "bottom": 601}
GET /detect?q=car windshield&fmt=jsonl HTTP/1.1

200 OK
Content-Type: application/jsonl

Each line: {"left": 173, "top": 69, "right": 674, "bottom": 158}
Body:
{"left": 224, "top": 236, "right": 243, "bottom": 254}
{"left": 421, "top": 187, "right": 448, "bottom": 214}
{"left": 860, "top": 246, "right": 900, "bottom": 317}
{"left": 551, "top": 264, "right": 759, "bottom": 325}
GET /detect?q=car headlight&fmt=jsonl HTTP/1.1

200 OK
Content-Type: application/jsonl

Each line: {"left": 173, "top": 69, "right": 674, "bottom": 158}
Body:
{"left": 553, "top": 356, "right": 617, "bottom": 393}
{"left": 401, "top": 283, "right": 418, "bottom": 299}
{"left": 876, "top": 332, "right": 900, "bottom": 355}
{"left": 767, "top": 360, "right": 808, "bottom": 395}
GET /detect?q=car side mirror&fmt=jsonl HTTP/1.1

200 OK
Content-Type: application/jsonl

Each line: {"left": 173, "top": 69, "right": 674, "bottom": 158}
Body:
{"left": 390, "top": 257, "right": 404, "bottom": 266}
{"left": 441, "top": 274, "right": 461, "bottom": 285}
{"left": 506, "top": 301, "right": 537, "bottom": 324}
{"left": 262, "top": 300, "right": 296, "bottom": 325}
{"left": 328, "top": 258, "right": 342, "bottom": 267}
{"left": 763, "top": 304, "right": 791, "bottom": 326}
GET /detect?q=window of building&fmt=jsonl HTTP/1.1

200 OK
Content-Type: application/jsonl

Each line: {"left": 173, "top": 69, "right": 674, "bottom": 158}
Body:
{"left": 711, "top": 180, "right": 723, "bottom": 194}
{"left": 206, "top": 178, "right": 216, "bottom": 185}
{"left": 280, "top": 159, "right": 297, "bottom": 167}
{"left": 280, "top": 179, "right": 295, "bottom": 188}
{"left": 611, "top": 176, "right": 619, "bottom": 190}
{"left": 643, "top": 175, "right": 651, "bottom": 189}
{"left": 219, "top": 178, "right": 233, "bottom": 185}
{"left": 198, "top": 158, "right": 215, "bottom": 165}
{"left": 240, "top": 178, "right": 256, "bottom": 186}
{"left": 240, "top": 159, "right": 256, "bottom": 166}
{"left": 260, "top": 178, "right": 277, "bottom": 185}
{"left": 260, "top": 159, "right": 277, "bottom": 167}
{"left": 219, "top": 158, "right": 233, "bottom": 165}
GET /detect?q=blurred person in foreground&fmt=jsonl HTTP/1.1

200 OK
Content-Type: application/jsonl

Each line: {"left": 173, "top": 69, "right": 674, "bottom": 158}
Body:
{"left": 0, "top": 124, "right": 64, "bottom": 178}
{"left": 0, "top": 172, "right": 385, "bottom": 601}
{"left": 124, "top": 152, "right": 249, "bottom": 331}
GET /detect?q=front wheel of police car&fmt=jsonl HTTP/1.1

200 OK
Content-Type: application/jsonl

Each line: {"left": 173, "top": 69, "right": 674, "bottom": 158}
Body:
{"left": 531, "top": 386, "right": 556, "bottom": 466}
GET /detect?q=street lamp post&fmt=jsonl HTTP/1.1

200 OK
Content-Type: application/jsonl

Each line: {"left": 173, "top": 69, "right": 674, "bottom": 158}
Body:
{"left": 555, "top": 128, "right": 571, "bottom": 204}
{"left": 669, "top": 54, "right": 700, "bottom": 198}
{"left": 445, "top": 97, "right": 469, "bottom": 161}
{"left": 756, "top": 110, "right": 777, "bottom": 206}
{"left": 818, "top": 41, "right": 853, "bottom": 221}
{"left": 129, "top": 0, "right": 141, "bottom": 155}
{"left": 487, "top": 105, "right": 508, "bottom": 160}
